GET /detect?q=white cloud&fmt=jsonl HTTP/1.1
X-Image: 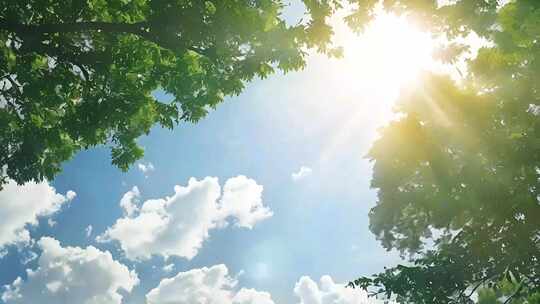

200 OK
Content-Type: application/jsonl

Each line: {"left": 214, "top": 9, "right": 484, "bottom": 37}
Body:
{"left": 219, "top": 176, "right": 272, "bottom": 229}
{"left": 85, "top": 225, "right": 93, "bottom": 238}
{"left": 0, "top": 179, "right": 76, "bottom": 250}
{"left": 47, "top": 219, "right": 57, "bottom": 227}
{"left": 146, "top": 264, "right": 274, "bottom": 304}
{"left": 294, "top": 275, "right": 385, "bottom": 304}
{"left": 162, "top": 263, "right": 175, "bottom": 273}
{"left": 19, "top": 250, "right": 38, "bottom": 265}
{"left": 292, "top": 166, "right": 313, "bottom": 181}
{"left": 233, "top": 288, "right": 275, "bottom": 304}
{"left": 98, "top": 176, "right": 272, "bottom": 260}
{"left": 146, "top": 267, "right": 386, "bottom": 304}
{"left": 1, "top": 237, "right": 139, "bottom": 304}
{"left": 137, "top": 161, "right": 155, "bottom": 177}
{"left": 119, "top": 186, "right": 140, "bottom": 217}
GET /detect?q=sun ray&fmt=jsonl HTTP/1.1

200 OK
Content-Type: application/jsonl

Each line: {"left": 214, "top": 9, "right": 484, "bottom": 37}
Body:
{"left": 317, "top": 10, "right": 438, "bottom": 163}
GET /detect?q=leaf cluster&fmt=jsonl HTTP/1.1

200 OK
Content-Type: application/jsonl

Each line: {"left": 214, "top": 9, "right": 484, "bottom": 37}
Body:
{"left": 350, "top": 1, "right": 540, "bottom": 303}
{"left": 0, "top": 0, "right": 343, "bottom": 186}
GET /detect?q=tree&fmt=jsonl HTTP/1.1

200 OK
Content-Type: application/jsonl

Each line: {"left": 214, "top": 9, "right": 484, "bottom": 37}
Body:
{"left": 477, "top": 281, "right": 540, "bottom": 304}
{"left": 0, "top": 0, "right": 342, "bottom": 187}
{"left": 348, "top": 0, "right": 540, "bottom": 303}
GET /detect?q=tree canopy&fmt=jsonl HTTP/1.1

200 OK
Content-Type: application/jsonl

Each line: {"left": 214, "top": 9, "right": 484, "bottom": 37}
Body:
{"left": 0, "top": 0, "right": 342, "bottom": 187}
{"left": 349, "top": 0, "right": 540, "bottom": 303}
{"left": 2, "top": 1, "right": 539, "bottom": 301}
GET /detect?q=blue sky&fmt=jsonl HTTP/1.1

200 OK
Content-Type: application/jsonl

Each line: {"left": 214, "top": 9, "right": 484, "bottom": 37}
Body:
{"left": 0, "top": 70, "right": 401, "bottom": 303}
{"left": 0, "top": 5, "right": 443, "bottom": 304}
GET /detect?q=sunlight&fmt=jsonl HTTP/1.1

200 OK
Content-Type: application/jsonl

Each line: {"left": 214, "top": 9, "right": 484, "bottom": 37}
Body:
{"left": 340, "top": 12, "right": 436, "bottom": 100}
{"left": 312, "top": 11, "right": 438, "bottom": 163}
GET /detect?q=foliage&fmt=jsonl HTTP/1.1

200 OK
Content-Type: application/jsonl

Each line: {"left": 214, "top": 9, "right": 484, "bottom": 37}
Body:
{"left": 349, "top": 0, "right": 540, "bottom": 303}
{"left": 0, "top": 0, "right": 343, "bottom": 187}
{"left": 477, "top": 280, "right": 540, "bottom": 304}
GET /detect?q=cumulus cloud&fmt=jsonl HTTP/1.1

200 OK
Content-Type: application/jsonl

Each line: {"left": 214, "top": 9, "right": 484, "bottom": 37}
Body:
{"left": 219, "top": 176, "right": 272, "bottom": 229}
{"left": 119, "top": 186, "right": 140, "bottom": 217}
{"left": 1, "top": 237, "right": 139, "bottom": 304}
{"left": 294, "top": 275, "right": 385, "bottom": 304}
{"left": 137, "top": 161, "right": 155, "bottom": 177}
{"left": 292, "top": 166, "right": 313, "bottom": 181}
{"left": 146, "top": 264, "right": 274, "bottom": 304}
{"left": 0, "top": 179, "right": 76, "bottom": 250}
{"left": 233, "top": 288, "right": 275, "bottom": 304}
{"left": 98, "top": 176, "right": 272, "bottom": 260}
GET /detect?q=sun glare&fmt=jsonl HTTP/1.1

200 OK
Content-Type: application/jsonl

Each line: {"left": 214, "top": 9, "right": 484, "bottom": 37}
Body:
{"left": 311, "top": 12, "right": 438, "bottom": 163}
{"left": 341, "top": 12, "right": 436, "bottom": 98}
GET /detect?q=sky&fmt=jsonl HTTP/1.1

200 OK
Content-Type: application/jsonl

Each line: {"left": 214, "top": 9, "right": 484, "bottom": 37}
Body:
{"left": 0, "top": 4, "right": 452, "bottom": 304}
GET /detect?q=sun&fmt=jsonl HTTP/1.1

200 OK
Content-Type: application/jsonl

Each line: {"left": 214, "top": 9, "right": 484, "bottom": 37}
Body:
{"left": 277, "top": 9, "right": 439, "bottom": 162}
{"left": 358, "top": 13, "right": 435, "bottom": 87}
{"left": 311, "top": 11, "right": 438, "bottom": 162}
{"left": 333, "top": 11, "right": 436, "bottom": 101}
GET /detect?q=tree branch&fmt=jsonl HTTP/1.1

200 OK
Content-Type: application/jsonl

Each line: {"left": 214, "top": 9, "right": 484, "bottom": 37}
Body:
{"left": 0, "top": 20, "right": 148, "bottom": 37}
{"left": 0, "top": 19, "right": 212, "bottom": 57}
{"left": 71, "top": 62, "right": 90, "bottom": 81}
{"left": 503, "top": 280, "right": 525, "bottom": 304}
{"left": 5, "top": 76, "right": 21, "bottom": 95}
{"left": 460, "top": 274, "right": 496, "bottom": 300}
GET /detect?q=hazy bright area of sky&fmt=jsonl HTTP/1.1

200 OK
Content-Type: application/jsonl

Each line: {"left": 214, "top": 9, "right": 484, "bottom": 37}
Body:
{"left": 0, "top": 2, "right": 482, "bottom": 304}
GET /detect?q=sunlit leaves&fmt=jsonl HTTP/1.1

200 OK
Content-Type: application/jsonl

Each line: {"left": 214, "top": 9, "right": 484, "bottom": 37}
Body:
{"left": 351, "top": 0, "right": 540, "bottom": 303}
